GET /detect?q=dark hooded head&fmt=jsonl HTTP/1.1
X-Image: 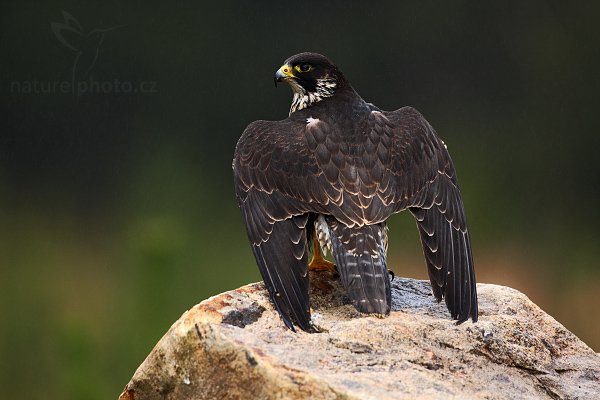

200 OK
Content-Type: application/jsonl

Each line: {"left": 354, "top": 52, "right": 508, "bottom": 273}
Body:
{"left": 274, "top": 52, "right": 349, "bottom": 114}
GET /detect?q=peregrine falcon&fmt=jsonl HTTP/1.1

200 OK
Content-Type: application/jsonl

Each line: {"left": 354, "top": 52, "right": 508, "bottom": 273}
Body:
{"left": 233, "top": 52, "right": 478, "bottom": 332}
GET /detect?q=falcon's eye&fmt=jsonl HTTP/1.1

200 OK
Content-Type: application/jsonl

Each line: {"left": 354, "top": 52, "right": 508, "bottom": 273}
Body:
{"left": 295, "top": 63, "right": 312, "bottom": 73}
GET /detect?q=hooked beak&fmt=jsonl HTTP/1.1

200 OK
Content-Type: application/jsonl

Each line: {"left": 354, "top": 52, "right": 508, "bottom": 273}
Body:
{"left": 274, "top": 64, "right": 295, "bottom": 87}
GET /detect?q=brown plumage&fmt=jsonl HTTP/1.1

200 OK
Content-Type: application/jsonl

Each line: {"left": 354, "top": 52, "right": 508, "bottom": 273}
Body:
{"left": 233, "top": 52, "right": 478, "bottom": 332}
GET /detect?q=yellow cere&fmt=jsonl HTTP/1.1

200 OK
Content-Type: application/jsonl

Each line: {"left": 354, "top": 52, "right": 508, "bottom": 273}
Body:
{"left": 279, "top": 64, "right": 295, "bottom": 78}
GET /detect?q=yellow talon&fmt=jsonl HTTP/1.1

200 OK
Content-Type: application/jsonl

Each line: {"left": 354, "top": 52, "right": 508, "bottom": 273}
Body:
{"left": 308, "top": 238, "right": 336, "bottom": 272}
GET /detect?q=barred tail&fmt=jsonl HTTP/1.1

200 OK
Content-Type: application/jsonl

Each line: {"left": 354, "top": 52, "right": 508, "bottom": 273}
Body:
{"left": 326, "top": 217, "right": 391, "bottom": 315}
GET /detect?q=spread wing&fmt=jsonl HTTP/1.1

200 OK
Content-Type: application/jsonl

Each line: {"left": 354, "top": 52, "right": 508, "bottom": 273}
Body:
{"left": 233, "top": 119, "right": 322, "bottom": 332}
{"left": 233, "top": 106, "right": 478, "bottom": 329}
{"left": 382, "top": 107, "right": 478, "bottom": 323}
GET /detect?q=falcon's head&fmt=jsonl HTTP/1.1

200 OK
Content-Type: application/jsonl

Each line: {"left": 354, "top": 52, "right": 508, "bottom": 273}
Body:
{"left": 275, "top": 52, "right": 347, "bottom": 115}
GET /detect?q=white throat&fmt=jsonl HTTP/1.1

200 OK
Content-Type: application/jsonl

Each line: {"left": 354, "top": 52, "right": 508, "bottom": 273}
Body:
{"left": 289, "top": 77, "right": 337, "bottom": 115}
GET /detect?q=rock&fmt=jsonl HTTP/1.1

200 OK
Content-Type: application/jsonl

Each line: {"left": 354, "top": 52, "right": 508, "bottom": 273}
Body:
{"left": 119, "top": 271, "right": 600, "bottom": 400}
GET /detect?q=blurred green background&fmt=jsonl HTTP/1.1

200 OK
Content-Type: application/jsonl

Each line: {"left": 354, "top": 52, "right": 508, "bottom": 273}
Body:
{"left": 1, "top": 1, "right": 599, "bottom": 398}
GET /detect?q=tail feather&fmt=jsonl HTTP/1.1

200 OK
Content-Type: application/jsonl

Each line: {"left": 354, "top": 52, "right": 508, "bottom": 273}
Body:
{"left": 326, "top": 217, "right": 391, "bottom": 314}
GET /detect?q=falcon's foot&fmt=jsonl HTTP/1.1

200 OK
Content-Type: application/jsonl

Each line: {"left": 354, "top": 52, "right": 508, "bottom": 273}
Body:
{"left": 308, "top": 239, "right": 336, "bottom": 273}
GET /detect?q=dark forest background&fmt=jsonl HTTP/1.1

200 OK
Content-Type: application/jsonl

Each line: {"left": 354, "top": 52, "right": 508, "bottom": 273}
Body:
{"left": 1, "top": 1, "right": 599, "bottom": 398}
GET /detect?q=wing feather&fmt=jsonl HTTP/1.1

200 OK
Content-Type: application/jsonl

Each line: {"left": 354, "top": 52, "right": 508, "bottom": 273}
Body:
{"left": 246, "top": 210, "right": 314, "bottom": 332}
{"left": 383, "top": 107, "right": 478, "bottom": 322}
